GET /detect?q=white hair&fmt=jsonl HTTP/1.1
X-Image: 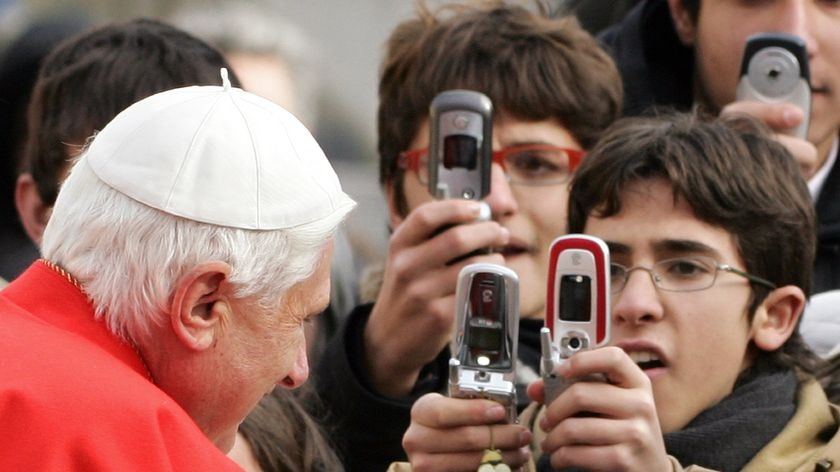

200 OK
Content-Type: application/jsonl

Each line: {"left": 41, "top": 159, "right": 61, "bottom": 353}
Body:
{"left": 41, "top": 156, "right": 353, "bottom": 344}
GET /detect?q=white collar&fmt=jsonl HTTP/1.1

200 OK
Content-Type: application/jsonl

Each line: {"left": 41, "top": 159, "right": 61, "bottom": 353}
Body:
{"left": 808, "top": 136, "right": 839, "bottom": 201}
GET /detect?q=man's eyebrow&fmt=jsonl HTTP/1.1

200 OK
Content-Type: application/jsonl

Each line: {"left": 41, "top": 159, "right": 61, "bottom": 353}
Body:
{"left": 603, "top": 239, "right": 724, "bottom": 259}
{"left": 651, "top": 239, "right": 722, "bottom": 258}
{"left": 605, "top": 241, "right": 632, "bottom": 256}
{"left": 503, "top": 139, "right": 554, "bottom": 146}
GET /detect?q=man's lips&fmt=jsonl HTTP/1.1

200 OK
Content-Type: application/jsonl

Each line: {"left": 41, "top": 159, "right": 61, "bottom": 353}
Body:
{"left": 493, "top": 236, "right": 533, "bottom": 257}
{"left": 616, "top": 341, "right": 669, "bottom": 377}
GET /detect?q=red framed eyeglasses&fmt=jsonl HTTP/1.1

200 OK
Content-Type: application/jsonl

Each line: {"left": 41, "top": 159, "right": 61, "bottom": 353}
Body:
{"left": 398, "top": 144, "right": 585, "bottom": 187}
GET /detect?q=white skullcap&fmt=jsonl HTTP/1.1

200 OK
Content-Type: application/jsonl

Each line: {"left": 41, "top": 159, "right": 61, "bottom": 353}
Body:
{"left": 84, "top": 69, "right": 354, "bottom": 230}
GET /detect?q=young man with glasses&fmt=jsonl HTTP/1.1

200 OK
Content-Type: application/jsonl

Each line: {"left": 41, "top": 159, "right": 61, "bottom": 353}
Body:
{"left": 401, "top": 112, "right": 840, "bottom": 471}
{"left": 309, "top": 2, "right": 622, "bottom": 471}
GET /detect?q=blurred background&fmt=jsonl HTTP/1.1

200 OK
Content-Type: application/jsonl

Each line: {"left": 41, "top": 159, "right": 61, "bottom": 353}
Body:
{"left": 1, "top": 0, "right": 417, "bottom": 272}
{"left": 0, "top": 0, "right": 631, "bottom": 276}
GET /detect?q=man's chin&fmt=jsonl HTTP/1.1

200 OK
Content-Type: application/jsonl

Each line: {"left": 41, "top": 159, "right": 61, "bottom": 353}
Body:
{"left": 215, "top": 428, "right": 239, "bottom": 454}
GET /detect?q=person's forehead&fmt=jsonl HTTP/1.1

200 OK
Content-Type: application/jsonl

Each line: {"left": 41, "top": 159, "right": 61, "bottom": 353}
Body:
{"left": 408, "top": 114, "right": 577, "bottom": 148}
{"left": 584, "top": 179, "right": 741, "bottom": 261}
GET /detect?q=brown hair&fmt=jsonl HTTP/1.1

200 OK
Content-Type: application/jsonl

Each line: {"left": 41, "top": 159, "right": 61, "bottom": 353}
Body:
{"left": 378, "top": 0, "right": 622, "bottom": 215}
{"left": 23, "top": 18, "right": 240, "bottom": 207}
{"left": 238, "top": 386, "right": 343, "bottom": 472}
{"left": 568, "top": 111, "right": 820, "bottom": 373}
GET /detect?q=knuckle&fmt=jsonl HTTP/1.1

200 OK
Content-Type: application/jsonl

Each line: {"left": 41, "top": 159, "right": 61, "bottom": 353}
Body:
{"left": 603, "top": 346, "right": 625, "bottom": 363}
{"left": 625, "top": 421, "right": 647, "bottom": 445}
{"left": 427, "top": 300, "right": 453, "bottom": 329}
{"left": 401, "top": 431, "right": 420, "bottom": 453}
{"left": 412, "top": 205, "right": 436, "bottom": 226}
{"left": 565, "top": 384, "right": 588, "bottom": 407}
{"left": 448, "top": 227, "right": 472, "bottom": 251}
{"left": 389, "top": 254, "right": 414, "bottom": 282}
{"left": 410, "top": 455, "right": 435, "bottom": 472}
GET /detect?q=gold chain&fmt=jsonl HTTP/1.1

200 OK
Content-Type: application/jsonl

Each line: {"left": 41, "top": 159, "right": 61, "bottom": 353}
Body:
{"left": 40, "top": 258, "right": 82, "bottom": 290}
{"left": 39, "top": 259, "right": 154, "bottom": 384}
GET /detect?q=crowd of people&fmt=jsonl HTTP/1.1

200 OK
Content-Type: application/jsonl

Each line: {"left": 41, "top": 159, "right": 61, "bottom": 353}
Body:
{"left": 1, "top": 1, "right": 839, "bottom": 471}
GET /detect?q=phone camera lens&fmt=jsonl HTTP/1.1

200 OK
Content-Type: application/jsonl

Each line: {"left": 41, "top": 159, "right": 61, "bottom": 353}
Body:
{"left": 569, "top": 337, "right": 581, "bottom": 350}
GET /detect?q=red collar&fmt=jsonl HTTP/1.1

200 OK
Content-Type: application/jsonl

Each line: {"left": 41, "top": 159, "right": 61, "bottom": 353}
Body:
{"left": 2, "top": 261, "right": 152, "bottom": 382}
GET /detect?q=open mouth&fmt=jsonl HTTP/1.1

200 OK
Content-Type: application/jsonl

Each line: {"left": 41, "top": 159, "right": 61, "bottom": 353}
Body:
{"left": 627, "top": 351, "right": 666, "bottom": 370}
{"left": 493, "top": 237, "right": 532, "bottom": 257}
{"left": 811, "top": 83, "right": 830, "bottom": 95}
{"left": 494, "top": 244, "right": 528, "bottom": 257}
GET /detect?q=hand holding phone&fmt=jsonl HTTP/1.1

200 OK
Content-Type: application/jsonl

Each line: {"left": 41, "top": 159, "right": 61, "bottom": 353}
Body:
{"left": 449, "top": 262, "right": 519, "bottom": 423}
{"left": 736, "top": 32, "right": 811, "bottom": 139}
{"left": 428, "top": 89, "right": 494, "bottom": 262}
{"left": 540, "top": 234, "right": 611, "bottom": 405}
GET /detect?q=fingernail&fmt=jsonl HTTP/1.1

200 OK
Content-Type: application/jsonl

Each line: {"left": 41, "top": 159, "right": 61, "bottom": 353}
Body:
{"left": 783, "top": 107, "right": 803, "bottom": 125}
{"left": 476, "top": 201, "right": 491, "bottom": 222}
{"left": 519, "top": 430, "right": 533, "bottom": 445}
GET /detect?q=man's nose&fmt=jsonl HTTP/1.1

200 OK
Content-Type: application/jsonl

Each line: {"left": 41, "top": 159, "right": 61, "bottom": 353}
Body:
{"left": 279, "top": 342, "right": 309, "bottom": 389}
{"left": 482, "top": 162, "right": 518, "bottom": 218}
{"left": 613, "top": 268, "right": 665, "bottom": 325}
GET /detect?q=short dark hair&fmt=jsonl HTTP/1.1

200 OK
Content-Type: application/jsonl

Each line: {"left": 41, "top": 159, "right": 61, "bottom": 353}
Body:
{"left": 378, "top": 0, "right": 622, "bottom": 215}
{"left": 23, "top": 18, "right": 240, "bottom": 207}
{"left": 0, "top": 15, "right": 90, "bottom": 225}
{"left": 568, "top": 111, "right": 819, "bottom": 373}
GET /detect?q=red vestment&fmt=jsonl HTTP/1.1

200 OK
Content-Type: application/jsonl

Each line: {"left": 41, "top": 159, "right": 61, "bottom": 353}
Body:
{"left": 0, "top": 261, "right": 243, "bottom": 471}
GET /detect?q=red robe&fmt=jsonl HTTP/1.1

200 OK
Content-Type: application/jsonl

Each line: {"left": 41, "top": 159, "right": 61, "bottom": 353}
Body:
{"left": 0, "top": 261, "right": 243, "bottom": 471}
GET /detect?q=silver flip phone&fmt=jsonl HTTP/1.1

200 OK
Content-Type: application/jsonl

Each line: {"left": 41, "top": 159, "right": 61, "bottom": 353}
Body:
{"left": 736, "top": 32, "right": 811, "bottom": 139}
{"left": 428, "top": 90, "right": 493, "bottom": 201}
{"left": 449, "top": 263, "right": 519, "bottom": 423}
{"left": 540, "top": 234, "right": 611, "bottom": 404}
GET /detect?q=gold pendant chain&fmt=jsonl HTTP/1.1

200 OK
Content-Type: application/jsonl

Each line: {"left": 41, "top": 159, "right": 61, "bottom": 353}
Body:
{"left": 39, "top": 259, "right": 155, "bottom": 384}
{"left": 41, "top": 258, "right": 82, "bottom": 290}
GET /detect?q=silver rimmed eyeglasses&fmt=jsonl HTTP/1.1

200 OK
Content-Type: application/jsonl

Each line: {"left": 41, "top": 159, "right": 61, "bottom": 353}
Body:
{"left": 609, "top": 255, "right": 777, "bottom": 293}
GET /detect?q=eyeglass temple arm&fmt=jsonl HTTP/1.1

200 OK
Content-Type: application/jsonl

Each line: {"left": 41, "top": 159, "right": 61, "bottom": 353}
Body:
{"left": 719, "top": 265, "right": 777, "bottom": 290}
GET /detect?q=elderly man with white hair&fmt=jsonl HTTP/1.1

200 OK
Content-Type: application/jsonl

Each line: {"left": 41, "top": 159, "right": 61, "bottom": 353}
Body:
{"left": 0, "top": 70, "right": 355, "bottom": 470}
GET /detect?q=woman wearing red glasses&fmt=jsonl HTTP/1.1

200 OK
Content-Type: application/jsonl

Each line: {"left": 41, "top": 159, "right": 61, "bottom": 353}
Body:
{"left": 309, "top": 3, "right": 623, "bottom": 471}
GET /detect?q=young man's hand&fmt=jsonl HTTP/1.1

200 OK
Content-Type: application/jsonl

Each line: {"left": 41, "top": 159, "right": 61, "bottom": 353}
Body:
{"left": 364, "top": 199, "right": 509, "bottom": 397}
{"left": 720, "top": 101, "right": 818, "bottom": 178}
{"left": 528, "top": 347, "right": 670, "bottom": 472}
{"left": 402, "top": 393, "right": 532, "bottom": 472}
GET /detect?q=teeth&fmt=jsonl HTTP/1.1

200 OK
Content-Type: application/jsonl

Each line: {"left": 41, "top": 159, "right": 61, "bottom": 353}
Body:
{"left": 627, "top": 351, "right": 660, "bottom": 364}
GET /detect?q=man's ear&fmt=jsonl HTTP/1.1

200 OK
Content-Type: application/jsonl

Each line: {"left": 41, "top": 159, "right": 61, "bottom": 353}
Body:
{"left": 383, "top": 180, "right": 406, "bottom": 229}
{"left": 169, "top": 261, "right": 232, "bottom": 351}
{"left": 15, "top": 173, "right": 51, "bottom": 246}
{"left": 750, "top": 285, "right": 806, "bottom": 351}
{"left": 667, "top": 0, "right": 698, "bottom": 46}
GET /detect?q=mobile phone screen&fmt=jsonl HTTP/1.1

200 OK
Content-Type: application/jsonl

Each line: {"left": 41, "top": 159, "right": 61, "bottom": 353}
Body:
{"left": 559, "top": 274, "right": 592, "bottom": 322}
{"left": 443, "top": 134, "right": 478, "bottom": 170}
